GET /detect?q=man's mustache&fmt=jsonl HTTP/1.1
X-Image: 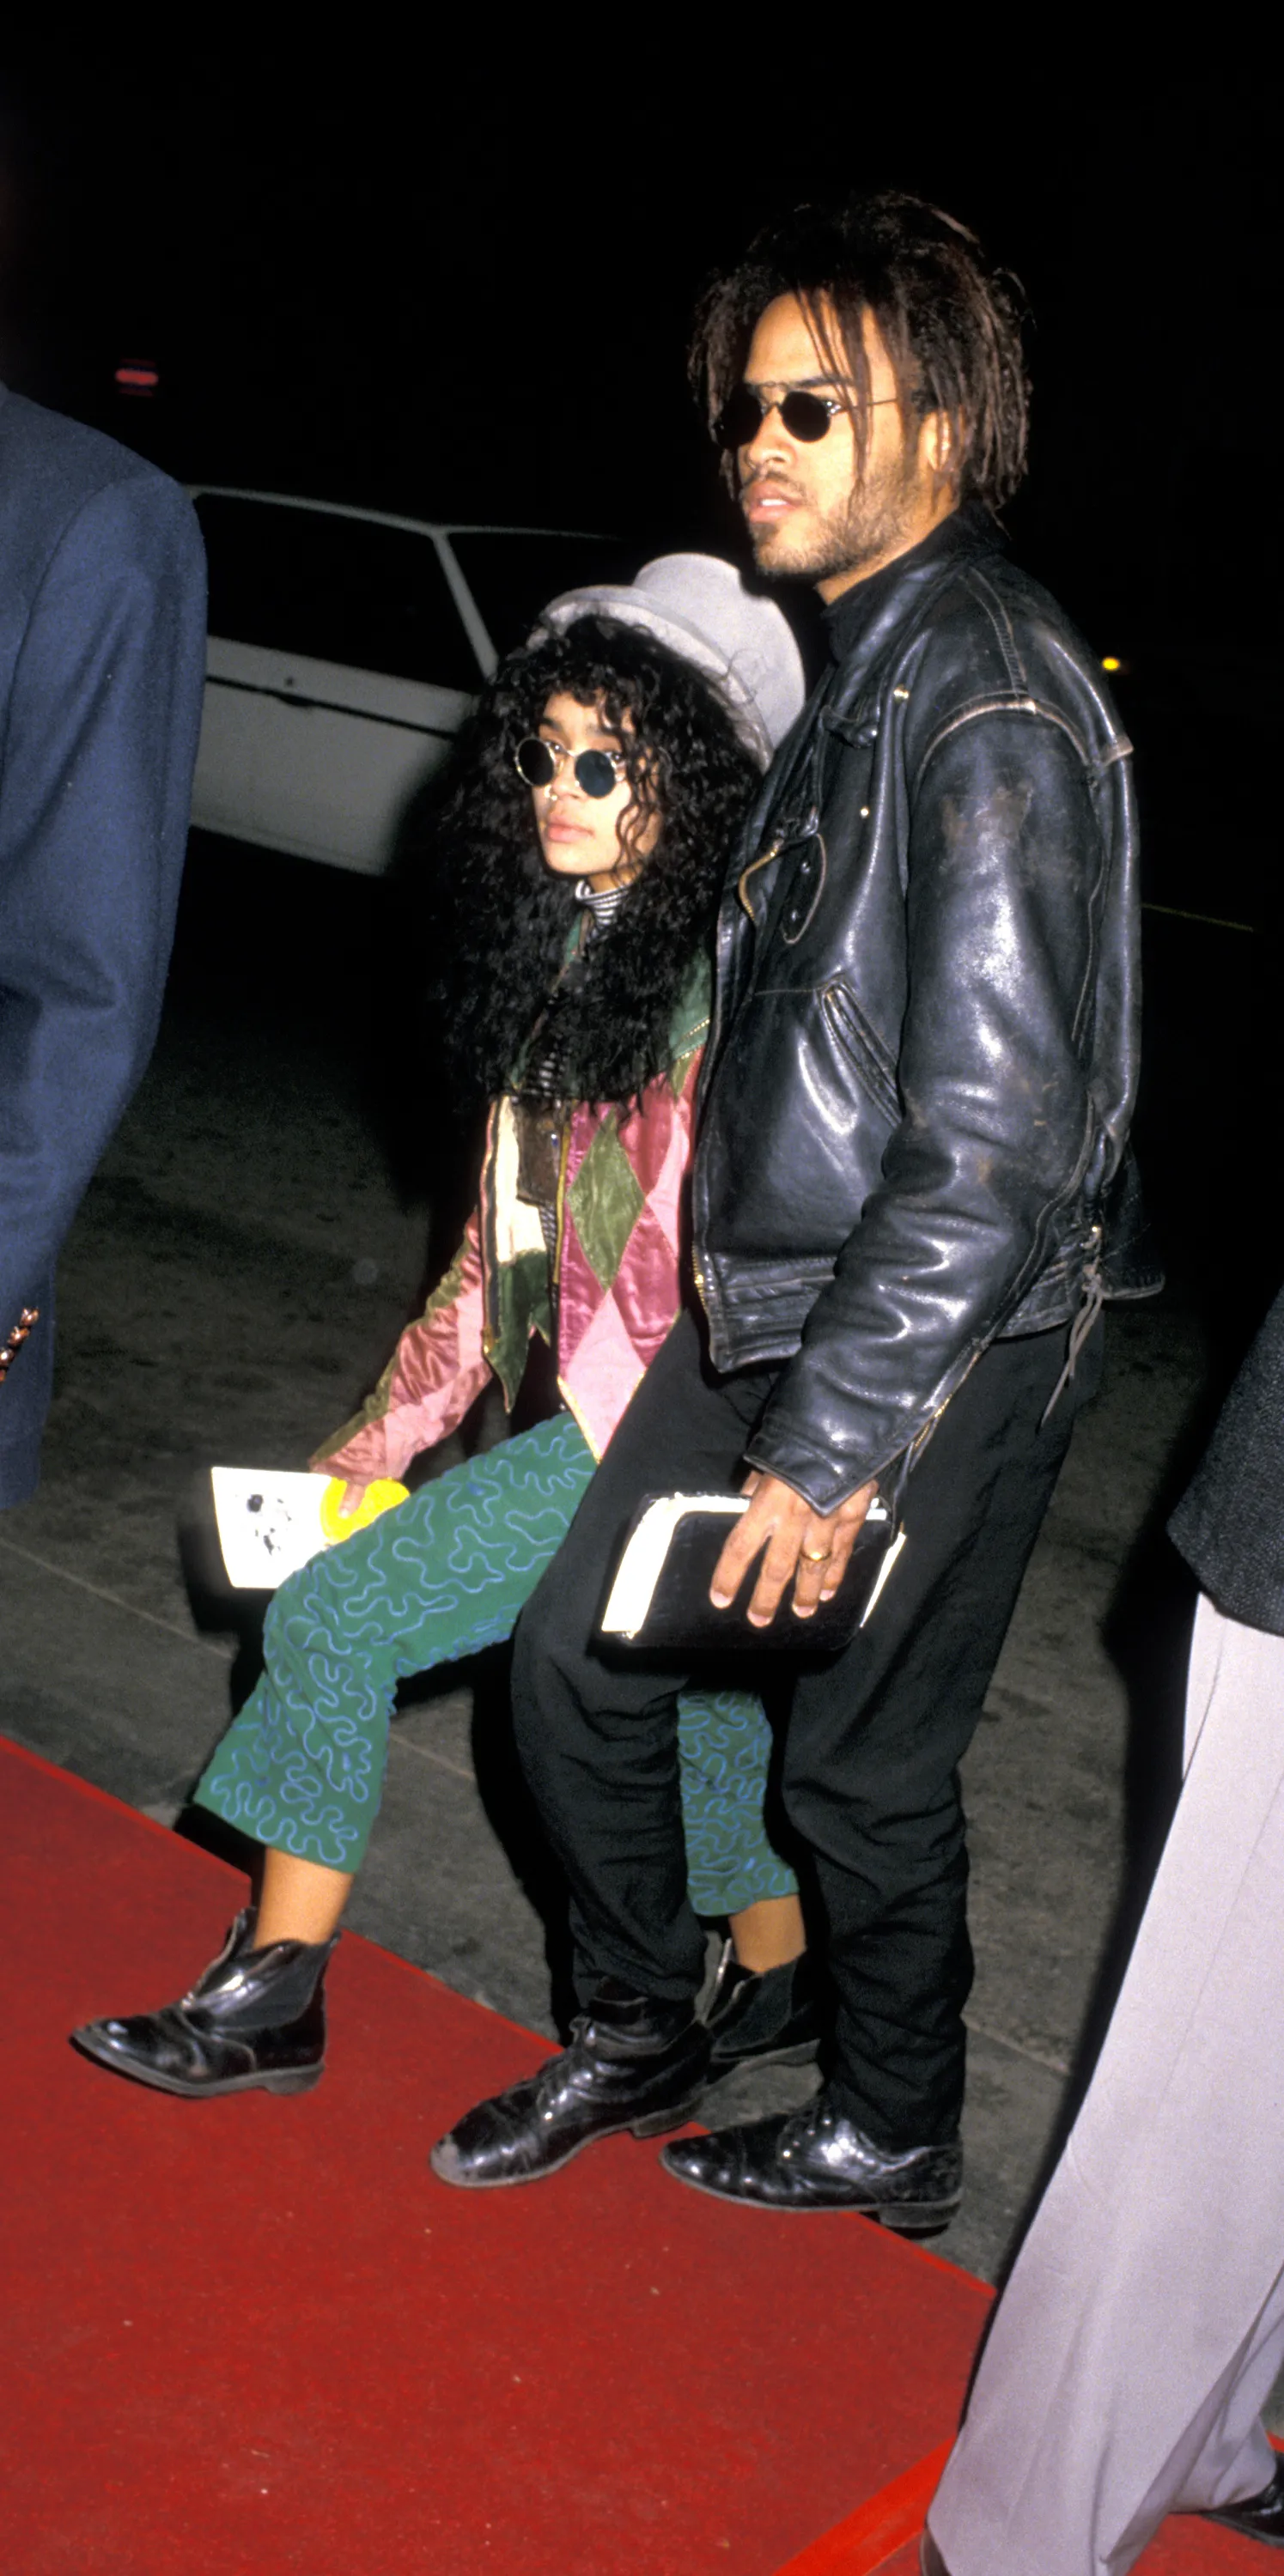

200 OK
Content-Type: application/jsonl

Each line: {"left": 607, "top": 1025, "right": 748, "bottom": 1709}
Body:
{"left": 739, "top": 469, "right": 805, "bottom": 505}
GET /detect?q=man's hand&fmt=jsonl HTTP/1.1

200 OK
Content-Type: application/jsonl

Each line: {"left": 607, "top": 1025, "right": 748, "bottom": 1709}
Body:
{"left": 709, "top": 1470, "right": 878, "bottom": 1626}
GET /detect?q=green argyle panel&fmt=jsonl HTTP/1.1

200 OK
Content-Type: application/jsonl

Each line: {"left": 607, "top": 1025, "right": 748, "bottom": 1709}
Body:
{"left": 488, "top": 1247, "right": 552, "bottom": 1405}
{"left": 566, "top": 1113, "right": 647, "bottom": 1293}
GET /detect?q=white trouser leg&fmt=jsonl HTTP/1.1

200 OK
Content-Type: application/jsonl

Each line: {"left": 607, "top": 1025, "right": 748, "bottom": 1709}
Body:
{"left": 929, "top": 1596, "right": 1284, "bottom": 2576}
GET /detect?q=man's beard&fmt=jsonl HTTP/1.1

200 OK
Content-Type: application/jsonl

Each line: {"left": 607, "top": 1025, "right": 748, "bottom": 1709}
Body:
{"left": 746, "top": 456, "right": 922, "bottom": 583}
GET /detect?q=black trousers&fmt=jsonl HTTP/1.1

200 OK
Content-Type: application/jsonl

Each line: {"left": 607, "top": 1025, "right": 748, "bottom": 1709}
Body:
{"left": 512, "top": 1306, "right": 1102, "bottom": 2149}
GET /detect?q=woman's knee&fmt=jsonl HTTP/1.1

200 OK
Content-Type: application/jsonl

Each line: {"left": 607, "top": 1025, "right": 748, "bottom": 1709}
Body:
{"left": 262, "top": 1550, "right": 347, "bottom": 1668}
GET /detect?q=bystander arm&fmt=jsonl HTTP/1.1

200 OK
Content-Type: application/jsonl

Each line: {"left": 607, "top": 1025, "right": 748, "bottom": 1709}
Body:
{"left": 0, "top": 386, "right": 205, "bottom": 1508}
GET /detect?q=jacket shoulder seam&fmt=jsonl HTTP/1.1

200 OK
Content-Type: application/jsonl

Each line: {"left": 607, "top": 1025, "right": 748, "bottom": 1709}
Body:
{"left": 912, "top": 692, "right": 1097, "bottom": 794}
{"left": 958, "top": 563, "right": 1028, "bottom": 691}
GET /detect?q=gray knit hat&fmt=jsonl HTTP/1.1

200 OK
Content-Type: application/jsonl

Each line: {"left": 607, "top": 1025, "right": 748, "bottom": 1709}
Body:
{"left": 530, "top": 553, "right": 805, "bottom": 772}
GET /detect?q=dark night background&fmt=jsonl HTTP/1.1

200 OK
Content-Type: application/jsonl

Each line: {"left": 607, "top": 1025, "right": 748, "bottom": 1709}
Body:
{"left": 1, "top": 57, "right": 1280, "bottom": 1329}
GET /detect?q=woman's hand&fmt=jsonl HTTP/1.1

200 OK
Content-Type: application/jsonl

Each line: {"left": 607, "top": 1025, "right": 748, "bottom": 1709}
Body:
{"left": 315, "top": 1474, "right": 409, "bottom": 1546}
{"left": 709, "top": 1469, "right": 878, "bottom": 1625}
{"left": 313, "top": 1473, "right": 369, "bottom": 1522}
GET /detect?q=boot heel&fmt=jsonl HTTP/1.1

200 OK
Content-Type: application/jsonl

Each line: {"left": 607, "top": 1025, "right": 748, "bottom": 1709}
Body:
{"left": 877, "top": 2199, "right": 958, "bottom": 2238}
{"left": 630, "top": 2091, "right": 704, "bottom": 2140}
{"left": 264, "top": 2066, "right": 325, "bottom": 2096}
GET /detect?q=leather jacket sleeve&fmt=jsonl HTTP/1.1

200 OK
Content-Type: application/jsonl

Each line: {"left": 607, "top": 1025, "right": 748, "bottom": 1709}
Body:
{"left": 745, "top": 706, "right": 1114, "bottom": 1512}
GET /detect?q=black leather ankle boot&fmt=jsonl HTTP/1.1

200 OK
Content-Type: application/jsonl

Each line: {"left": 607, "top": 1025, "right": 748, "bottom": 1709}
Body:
{"left": 71, "top": 1910, "right": 338, "bottom": 2099}
{"left": 431, "top": 1977, "right": 712, "bottom": 2188}
{"left": 704, "top": 1942, "right": 822, "bottom": 2075}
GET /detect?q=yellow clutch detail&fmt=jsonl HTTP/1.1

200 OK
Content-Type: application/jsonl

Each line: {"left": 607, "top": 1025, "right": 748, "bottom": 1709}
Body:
{"left": 319, "top": 1477, "right": 410, "bottom": 1543}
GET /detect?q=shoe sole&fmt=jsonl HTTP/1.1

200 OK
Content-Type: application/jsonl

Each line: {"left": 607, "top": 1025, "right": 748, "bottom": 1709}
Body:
{"left": 429, "top": 2089, "right": 707, "bottom": 2188}
{"left": 659, "top": 2154, "right": 959, "bottom": 2237}
{"left": 70, "top": 2031, "right": 324, "bottom": 2099}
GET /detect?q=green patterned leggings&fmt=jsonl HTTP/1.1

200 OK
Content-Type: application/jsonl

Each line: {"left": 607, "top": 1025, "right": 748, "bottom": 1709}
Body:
{"left": 193, "top": 1411, "right": 796, "bottom": 1917}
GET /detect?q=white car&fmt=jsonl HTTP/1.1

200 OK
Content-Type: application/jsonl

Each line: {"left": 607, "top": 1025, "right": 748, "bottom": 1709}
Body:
{"left": 187, "top": 489, "right": 631, "bottom": 875}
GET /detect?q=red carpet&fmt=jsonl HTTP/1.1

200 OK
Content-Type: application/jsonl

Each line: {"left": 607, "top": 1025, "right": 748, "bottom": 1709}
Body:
{"left": 0, "top": 1739, "right": 1260, "bottom": 2573}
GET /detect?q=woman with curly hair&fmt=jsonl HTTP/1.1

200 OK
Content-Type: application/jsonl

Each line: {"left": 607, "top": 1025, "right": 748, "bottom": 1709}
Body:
{"left": 73, "top": 557, "right": 820, "bottom": 2111}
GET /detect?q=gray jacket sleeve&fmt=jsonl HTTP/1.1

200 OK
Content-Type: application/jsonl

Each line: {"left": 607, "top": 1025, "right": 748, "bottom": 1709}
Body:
{"left": 1169, "top": 1286, "right": 1284, "bottom": 1637}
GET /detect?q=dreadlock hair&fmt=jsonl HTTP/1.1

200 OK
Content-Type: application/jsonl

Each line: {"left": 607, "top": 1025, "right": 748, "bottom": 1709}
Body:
{"left": 690, "top": 191, "right": 1030, "bottom": 513}
{"left": 423, "top": 615, "right": 759, "bottom": 1111}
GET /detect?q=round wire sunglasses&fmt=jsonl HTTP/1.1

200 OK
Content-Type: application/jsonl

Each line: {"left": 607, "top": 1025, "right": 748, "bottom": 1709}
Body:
{"left": 514, "top": 736, "right": 629, "bottom": 799}
{"left": 715, "top": 383, "right": 902, "bottom": 450}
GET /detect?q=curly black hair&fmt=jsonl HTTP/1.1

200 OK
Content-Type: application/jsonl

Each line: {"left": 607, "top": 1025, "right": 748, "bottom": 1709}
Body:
{"left": 691, "top": 191, "right": 1030, "bottom": 513}
{"left": 423, "top": 616, "right": 759, "bottom": 1109}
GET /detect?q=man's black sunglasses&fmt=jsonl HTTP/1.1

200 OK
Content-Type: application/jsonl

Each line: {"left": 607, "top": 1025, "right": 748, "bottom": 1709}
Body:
{"left": 714, "top": 384, "right": 903, "bottom": 451}
{"left": 715, "top": 386, "right": 849, "bottom": 450}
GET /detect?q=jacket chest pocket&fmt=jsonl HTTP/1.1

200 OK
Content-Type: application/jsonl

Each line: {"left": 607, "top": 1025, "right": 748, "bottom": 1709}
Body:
{"left": 820, "top": 977, "right": 900, "bottom": 1123}
{"left": 778, "top": 735, "right": 876, "bottom": 948}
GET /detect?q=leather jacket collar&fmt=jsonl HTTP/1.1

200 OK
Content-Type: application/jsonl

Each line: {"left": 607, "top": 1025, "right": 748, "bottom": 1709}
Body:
{"left": 821, "top": 503, "right": 997, "bottom": 671}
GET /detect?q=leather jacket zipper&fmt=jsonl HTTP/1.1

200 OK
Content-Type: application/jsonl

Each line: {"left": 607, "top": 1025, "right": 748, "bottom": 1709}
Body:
{"left": 1040, "top": 1227, "right": 1104, "bottom": 1423}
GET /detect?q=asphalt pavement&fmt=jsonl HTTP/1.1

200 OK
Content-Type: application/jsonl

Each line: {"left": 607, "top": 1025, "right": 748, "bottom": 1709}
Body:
{"left": 1, "top": 831, "right": 1250, "bottom": 2292}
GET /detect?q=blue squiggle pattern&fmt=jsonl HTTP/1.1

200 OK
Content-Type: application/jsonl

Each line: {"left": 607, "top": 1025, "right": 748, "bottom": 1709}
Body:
{"left": 192, "top": 1412, "right": 796, "bottom": 1907}
{"left": 679, "top": 1689, "right": 797, "bottom": 1913}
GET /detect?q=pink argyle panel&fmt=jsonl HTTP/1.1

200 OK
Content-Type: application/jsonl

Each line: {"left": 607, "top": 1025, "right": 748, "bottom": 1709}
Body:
{"left": 558, "top": 1054, "right": 701, "bottom": 1461}
{"left": 617, "top": 1086, "right": 690, "bottom": 1257}
{"left": 606, "top": 1199, "right": 688, "bottom": 1370}
{"left": 558, "top": 1287, "right": 652, "bottom": 1461}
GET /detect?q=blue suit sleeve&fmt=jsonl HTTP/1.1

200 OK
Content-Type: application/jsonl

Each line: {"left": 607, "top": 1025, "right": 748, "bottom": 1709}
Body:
{"left": 0, "top": 470, "right": 206, "bottom": 1336}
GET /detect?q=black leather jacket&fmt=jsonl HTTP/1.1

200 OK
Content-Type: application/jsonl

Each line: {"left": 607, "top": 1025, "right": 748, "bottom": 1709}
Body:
{"left": 692, "top": 507, "right": 1160, "bottom": 1514}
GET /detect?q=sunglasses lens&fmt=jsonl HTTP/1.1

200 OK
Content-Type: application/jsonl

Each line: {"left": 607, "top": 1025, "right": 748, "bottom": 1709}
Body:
{"left": 515, "top": 736, "right": 556, "bottom": 787}
{"left": 575, "top": 750, "right": 623, "bottom": 799}
{"left": 780, "top": 391, "right": 837, "bottom": 441}
{"left": 715, "top": 387, "right": 764, "bottom": 450}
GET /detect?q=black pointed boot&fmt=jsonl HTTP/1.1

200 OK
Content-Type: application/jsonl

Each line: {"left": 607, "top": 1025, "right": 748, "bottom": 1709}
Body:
{"left": 703, "top": 1941, "right": 822, "bottom": 2075}
{"left": 431, "top": 1978, "right": 712, "bottom": 2187}
{"left": 70, "top": 1910, "right": 338, "bottom": 2099}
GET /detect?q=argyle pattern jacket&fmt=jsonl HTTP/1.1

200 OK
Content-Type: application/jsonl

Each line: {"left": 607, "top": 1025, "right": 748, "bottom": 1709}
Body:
{"left": 313, "top": 963, "right": 709, "bottom": 1481}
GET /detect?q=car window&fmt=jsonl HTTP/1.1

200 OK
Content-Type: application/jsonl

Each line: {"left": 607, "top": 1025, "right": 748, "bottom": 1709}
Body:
{"left": 448, "top": 533, "right": 639, "bottom": 659}
{"left": 196, "top": 497, "right": 480, "bottom": 688}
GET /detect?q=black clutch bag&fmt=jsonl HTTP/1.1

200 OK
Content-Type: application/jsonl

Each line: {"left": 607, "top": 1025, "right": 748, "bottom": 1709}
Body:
{"left": 596, "top": 1492, "right": 904, "bottom": 1654}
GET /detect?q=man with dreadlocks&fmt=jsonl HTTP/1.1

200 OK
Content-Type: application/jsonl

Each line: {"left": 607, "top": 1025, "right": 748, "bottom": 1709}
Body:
{"left": 434, "top": 192, "right": 1159, "bottom": 2225}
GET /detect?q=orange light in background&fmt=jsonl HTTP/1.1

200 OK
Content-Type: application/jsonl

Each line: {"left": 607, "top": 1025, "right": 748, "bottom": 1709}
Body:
{"left": 1101, "top": 655, "right": 1123, "bottom": 672}
{"left": 114, "top": 362, "right": 159, "bottom": 396}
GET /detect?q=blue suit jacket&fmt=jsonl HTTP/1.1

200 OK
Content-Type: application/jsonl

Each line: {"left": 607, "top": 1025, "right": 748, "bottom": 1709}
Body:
{"left": 0, "top": 386, "right": 206, "bottom": 1506}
